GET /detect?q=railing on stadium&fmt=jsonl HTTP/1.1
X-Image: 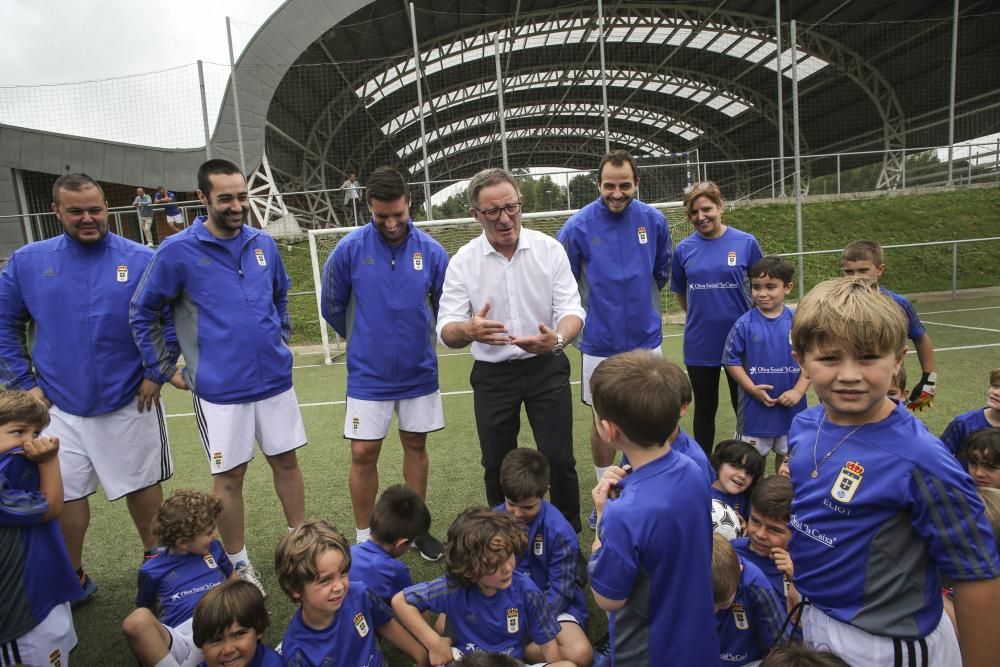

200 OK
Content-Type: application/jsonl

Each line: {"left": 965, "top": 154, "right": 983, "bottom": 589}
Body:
{"left": 306, "top": 207, "right": 1000, "bottom": 365}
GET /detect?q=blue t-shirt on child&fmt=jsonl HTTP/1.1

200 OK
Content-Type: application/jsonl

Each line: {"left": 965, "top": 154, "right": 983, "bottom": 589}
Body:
{"left": 0, "top": 450, "right": 82, "bottom": 644}
{"left": 731, "top": 537, "right": 788, "bottom": 608}
{"left": 136, "top": 540, "right": 233, "bottom": 628}
{"left": 712, "top": 486, "right": 751, "bottom": 521}
{"left": 495, "top": 499, "right": 588, "bottom": 624}
{"left": 402, "top": 572, "right": 559, "bottom": 659}
{"left": 621, "top": 428, "right": 713, "bottom": 487}
{"left": 281, "top": 582, "right": 393, "bottom": 667}
{"left": 670, "top": 227, "right": 763, "bottom": 366}
{"left": 941, "top": 408, "right": 992, "bottom": 454}
{"left": 198, "top": 643, "right": 281, "bottom": 667}
{"left": 716, "top": 557, "right": 786, "bottom": 665}
{"left": 881, "top": 287, "right": 926, "bottom": 341}
{"left": 349, "top": 539, "right": 413, "bottom": 605}
{"left": 787, "top": 403, "right": 1000, "bottom": 638}
{"left": 723, "top": 306, "right": 806, "bottom": 438}
{"left": 590, "top": 448, "right": 720, "bottom": 665}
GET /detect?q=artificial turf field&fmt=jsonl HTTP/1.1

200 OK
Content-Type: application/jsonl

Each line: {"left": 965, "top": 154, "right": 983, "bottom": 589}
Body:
{"left": 71, "top": 292, "right": 1000, "bottom": 665}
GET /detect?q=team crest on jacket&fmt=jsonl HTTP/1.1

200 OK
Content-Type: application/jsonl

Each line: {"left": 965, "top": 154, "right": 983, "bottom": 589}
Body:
{"left": 117, "top": 264, "right": 128, "bottom": 282}
{"left": 727, "top": 250, "right": 737, "bottom": 267}
{"left": 255, "top": 248, "right": 267, "bottom": 266}
{"left": 413, "top": 252, "right": 423, "bottom": 270}
{"left": 732, "top": 603, "right": 749, "bottom": 630}
{"left": 203, "top": 553, "right": 218, "bottom": 569}
{"left": 831, "top": 461, "right": 864, "bottom": 503}
{"left": 637, "top": 226, "right": 648, "bottom": 244}
{"left": 533, "top": 533, "right": 544, "bottom": 556}
{"left": 506, "top": 608, "right": 520, "bottom": 634}
{"left": 354, "top": 612, "right": 370, "bottom": 637}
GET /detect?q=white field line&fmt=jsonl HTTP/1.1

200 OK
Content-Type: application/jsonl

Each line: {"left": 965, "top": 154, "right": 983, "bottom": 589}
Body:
{"left": 922, "top": 320, "right": 1000, "bottom": 334}
{"left": 918, "top": 305, "right": 1000, "bottom": 316}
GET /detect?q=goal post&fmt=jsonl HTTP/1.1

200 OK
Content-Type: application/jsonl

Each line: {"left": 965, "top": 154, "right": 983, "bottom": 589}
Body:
{"left": 307, "top": 202, "right": 684, "bottom": 364}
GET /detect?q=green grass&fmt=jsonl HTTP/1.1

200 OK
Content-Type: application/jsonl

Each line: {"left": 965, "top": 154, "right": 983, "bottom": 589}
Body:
{"left": 283, "top": 186, "right": 1000, "bottom": 346}
{"left": 69, "top": 293, "right": 1000, "bottom": 665}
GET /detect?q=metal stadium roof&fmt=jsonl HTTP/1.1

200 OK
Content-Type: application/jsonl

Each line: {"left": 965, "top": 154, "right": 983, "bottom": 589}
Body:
{"left": 1, "top": 0, "right": 998, "bottom": 238}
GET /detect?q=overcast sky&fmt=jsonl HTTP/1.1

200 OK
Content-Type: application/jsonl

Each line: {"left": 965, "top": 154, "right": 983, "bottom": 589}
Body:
{"left": 0, "top": 0, "right": 283, "bottom": 85}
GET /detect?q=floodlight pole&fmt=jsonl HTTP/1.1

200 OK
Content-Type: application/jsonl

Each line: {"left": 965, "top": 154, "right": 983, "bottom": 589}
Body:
{"left": 494, "top": 33, "right": 509, "bottom": 171}
{"left": 197, "top": 60, "right": 212, "bottom": 160}
{"left": 790, "top": 21, "right": 804, "bottom": 300}
{"left": 774, "top": 0, "right": 785, "bottom": 197}
{"left": 226, "top": 17, "right": 247, "bottom": 174}
{"left": 409, "top": 3, "right": 433, "bottom": 220}
{"left": 596, "top": 0, "right": 611, "bottom": 154}
{"left": 946, "top": 0, "right": 959, "bottom": 185}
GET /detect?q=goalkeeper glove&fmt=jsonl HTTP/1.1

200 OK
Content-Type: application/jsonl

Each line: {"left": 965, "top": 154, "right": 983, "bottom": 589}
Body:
{"left": 907, "top": 372, "right": 937, "bottom": 411}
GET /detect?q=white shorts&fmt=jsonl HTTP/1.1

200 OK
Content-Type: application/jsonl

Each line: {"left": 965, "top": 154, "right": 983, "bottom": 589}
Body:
{"left": 737, "top": 434, "right": 789, "bottom": 456}
{"left": 48, "top": 402, "right": 173, "bottom": 502}
{"left": 193, "top": 387, "right": 307, "bottom": 474}
{"left": 344, "top": 392, "right": 444, "bottom": 440}
{"left": 165, "top": 617, "right": 203, "bottom": 667}
{"left": 166, "top": 213, "right": 183, "bottom": 225}
{"left": 582, "top": 350, "right": 661, "bottom": 405}
{"left": 0, "top": 602, "right": 76, "bottom": 667}
{"left": 802, "top": 604, "right": 960, "bottom": 667}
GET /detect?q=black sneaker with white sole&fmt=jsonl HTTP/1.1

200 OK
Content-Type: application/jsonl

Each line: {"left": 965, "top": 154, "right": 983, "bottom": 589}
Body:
{"left": 413, "top": 532, "right": 444, "bottom": 561}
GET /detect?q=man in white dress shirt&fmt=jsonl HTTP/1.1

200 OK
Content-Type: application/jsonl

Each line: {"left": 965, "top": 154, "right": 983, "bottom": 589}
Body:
{"left": 437, "top": 168, "right": 585, "bottom": 532}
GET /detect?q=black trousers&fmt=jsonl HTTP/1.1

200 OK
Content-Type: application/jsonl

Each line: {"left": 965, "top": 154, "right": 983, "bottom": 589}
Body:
{"left": 687, "top": 364, "right": 740, "bottom": 458}
{"left": 471, "top": 353, "right": 582, "bottom": 533}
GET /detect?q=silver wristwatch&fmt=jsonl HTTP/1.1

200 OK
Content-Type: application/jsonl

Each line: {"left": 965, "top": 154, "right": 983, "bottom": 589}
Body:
{"left": 552, "top": 333, "right": 565, "bottom": 354}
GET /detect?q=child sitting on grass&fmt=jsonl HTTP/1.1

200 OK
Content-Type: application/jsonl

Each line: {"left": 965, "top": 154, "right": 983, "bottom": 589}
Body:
{"left": 957, "top": 428, "right": 1000, "bottom": 490}
{"left": 711, "top": 439, "right": 765, "bottom": 523}
{"left": 0, "top": 389, "right": 82, "bottom": 667}
{"left": 393, "top": 507, "right": 568, "bottom": 665}
{"left": 498, "top": 448, "right": 591, "bottom": 665}
{"left": 349, "top": 484, "right": 430, "bottom": 605}
{"left": 192, "top": 579, "right": 281, "bottom": 667}
{"left": 712, "top": 533, "right": 785, "bottom": 665}
{"left": 122, "top": 489, "right": 234, "bottom": 667}
{"left": 942, "top": 369, "right": 1000, "bottom": 453}
{"left": 276, "top": 519, "right": 426, "bottom": 666}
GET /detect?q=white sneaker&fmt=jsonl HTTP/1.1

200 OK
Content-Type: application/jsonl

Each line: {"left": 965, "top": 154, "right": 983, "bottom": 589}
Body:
{"left": 146, "top": 242, "right": 154, "bottom": 248}
{"left": 235, "top": 560, "right": 266, "bottom": 598}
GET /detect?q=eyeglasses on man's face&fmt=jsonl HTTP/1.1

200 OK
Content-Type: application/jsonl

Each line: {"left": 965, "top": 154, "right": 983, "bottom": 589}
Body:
{"left": 474, "top": 202, "right": 522, "bottom": 221}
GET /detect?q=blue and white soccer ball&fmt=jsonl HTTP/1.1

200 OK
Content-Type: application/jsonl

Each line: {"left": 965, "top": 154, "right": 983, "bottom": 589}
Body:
{"left": 711, "top": 498, "right": 743, "bottom": 540}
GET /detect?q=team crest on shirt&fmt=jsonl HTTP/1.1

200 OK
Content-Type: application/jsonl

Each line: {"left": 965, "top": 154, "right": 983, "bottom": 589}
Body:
{"left": 117, "top": 264, "right": 128, "bottom": 282}
{"left": 255, "top": 248, "right": 267, "bottom": 266}
{"left": 352, "top": 416, "right": 360, "bottom": 434}
{"left": 203, "top": 553, "right": 218, "bottom": 569}
{"left": 413, "top": 252, "right": 423, "bottom": 270}
{"left": 213, "top": 451, "right": 223, "bottom": 468}
{"left": 533, "top": 533, "right": 544, "bottom": 556}
{"left": 506, "top": 608, "right": 520, "bottom": 634}
{"left": 354, "top": 612, "right": 370, "bottom": 637}
{"left": 831, "top": 461, "right": 864, "bottom": 503}
{"left": 637, "top": 226, "right": 648, "bottom": 244}
{"left": 732, "top": 603, "right": 749, "bottom": 630}
{"left": 727, "top": 250, "right": 737, "bottom": 267}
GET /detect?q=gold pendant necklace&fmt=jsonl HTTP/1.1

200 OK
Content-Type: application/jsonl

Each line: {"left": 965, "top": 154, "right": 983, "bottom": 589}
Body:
{"left": 811, "top": 413, "right": 864, "bottom": 478}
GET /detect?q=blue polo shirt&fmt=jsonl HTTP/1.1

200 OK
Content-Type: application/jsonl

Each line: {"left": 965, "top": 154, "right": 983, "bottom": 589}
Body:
{"left": 136, "top": 540, "right": 233, "bottom": 628}
{"left": 349, "top": 539, "right": 413, "bottom": 605}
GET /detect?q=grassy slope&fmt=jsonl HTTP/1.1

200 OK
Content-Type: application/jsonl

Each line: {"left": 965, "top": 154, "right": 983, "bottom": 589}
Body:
{"left": 283, "top": 187, "right": 1000, "bottom": 345}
